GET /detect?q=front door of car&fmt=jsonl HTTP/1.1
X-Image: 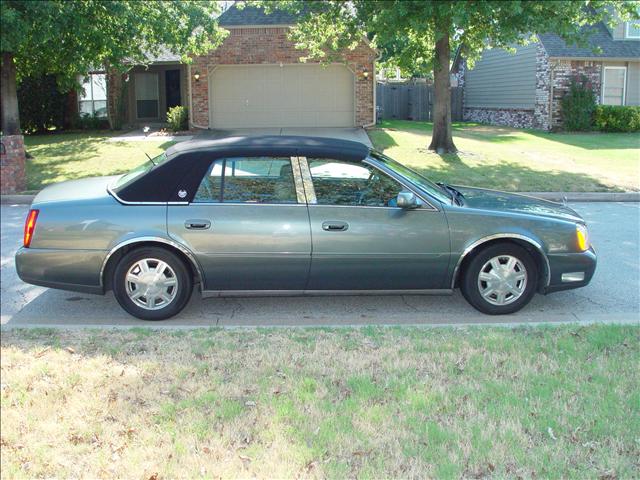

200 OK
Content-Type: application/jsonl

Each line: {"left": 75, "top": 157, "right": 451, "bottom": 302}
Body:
{"left": 167, "top": 156, "right": 311, "bottom": 292}
{"left": 303, "top": 157, "right": 451, "bottom": 290}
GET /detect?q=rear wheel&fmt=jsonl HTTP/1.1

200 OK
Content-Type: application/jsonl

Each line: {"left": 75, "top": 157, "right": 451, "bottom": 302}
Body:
{"left": 113, "top": 247, "right": 193, "bottom": 320}
{"left": 460, "top": 243, "right": 538, "bottom": 315}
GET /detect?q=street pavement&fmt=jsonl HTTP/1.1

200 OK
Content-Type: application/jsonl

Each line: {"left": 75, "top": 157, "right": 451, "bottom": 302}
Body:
{"left": 1, "top": 202, "right": 638, "bottom": 328}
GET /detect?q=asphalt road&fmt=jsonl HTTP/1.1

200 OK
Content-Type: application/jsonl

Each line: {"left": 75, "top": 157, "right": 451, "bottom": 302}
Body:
{"left": 1, "top": 203, "right": 639, "bottom": 328}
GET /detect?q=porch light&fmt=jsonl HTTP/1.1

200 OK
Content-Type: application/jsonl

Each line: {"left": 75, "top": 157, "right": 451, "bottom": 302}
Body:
{"left": 362, "top": 69, "right": 369, "bottom": 79}
{"left": 193, "top": 71, "right": 201, "bottom": 82}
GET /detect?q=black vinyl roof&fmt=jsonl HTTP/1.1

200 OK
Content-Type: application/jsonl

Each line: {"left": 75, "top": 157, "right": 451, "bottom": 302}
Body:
{"left": 115, "top": 136, "right": 370, "bottom": 203}
{"left": 166, "top": 135, "right": 370, "bottom": 161}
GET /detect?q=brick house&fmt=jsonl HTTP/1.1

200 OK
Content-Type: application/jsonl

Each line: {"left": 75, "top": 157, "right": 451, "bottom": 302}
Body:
{"left": 455, "top": 14, "right": 640, "bottom": 130}
{"left": 101, "top": 5, "right": 376, "bottom": 129}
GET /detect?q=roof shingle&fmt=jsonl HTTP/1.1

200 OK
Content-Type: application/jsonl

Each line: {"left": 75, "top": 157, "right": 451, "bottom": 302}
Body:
{"left": 218, "top": 4, "right": 300, "bottom": 26}
{"left": 538, "top": 22, "right": 640, "bottom": 59}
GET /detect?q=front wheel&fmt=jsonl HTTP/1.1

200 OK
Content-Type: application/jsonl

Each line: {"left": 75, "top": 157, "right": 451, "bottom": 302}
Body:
{"left": 460, "top": 243, "right": 538, "bottom": 315}
{"left": 113, "top": 247, "right": 193, "bottom": 320}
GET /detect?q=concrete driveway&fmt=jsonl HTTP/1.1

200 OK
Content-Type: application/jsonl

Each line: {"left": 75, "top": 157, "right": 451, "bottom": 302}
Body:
{"left": 202, "top": 127, "right": 373, "bottom": 147}
{"left": 2, "top": 202, "right": 638, "bottom": 328}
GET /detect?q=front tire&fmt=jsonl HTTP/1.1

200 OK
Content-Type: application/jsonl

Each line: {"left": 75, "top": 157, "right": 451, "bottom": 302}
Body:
{"left": 460, "top": 243, "right": 538, "bottom": 315}
{"left": 113, "top": 247, "right": 193, "bottom": 320}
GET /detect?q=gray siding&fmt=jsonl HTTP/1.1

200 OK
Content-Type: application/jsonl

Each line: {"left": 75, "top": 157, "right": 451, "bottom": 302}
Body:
{"left": 465, "top": 44, "right": 537, "bottom": 109}
{"left": 612, "top": 21, "right": 625, "bottom": 40}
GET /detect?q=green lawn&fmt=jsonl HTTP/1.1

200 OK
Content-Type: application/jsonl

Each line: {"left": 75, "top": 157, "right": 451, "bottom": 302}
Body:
{"left": 368, "top": 120, "right": 640, "bottom": 192}
{"left": 1, "top": 325, "right": 638, "bottom": 479}
{"left": 23, "top": 132, "right": 175, "bottom": 192}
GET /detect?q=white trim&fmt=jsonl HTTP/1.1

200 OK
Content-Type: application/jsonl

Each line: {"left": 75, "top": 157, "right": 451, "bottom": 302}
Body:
{"left": 601, "top": 66, "right": 627, "bottom": 106}
{"left": 625, "top": 20, "right": 640, "bottom": 39}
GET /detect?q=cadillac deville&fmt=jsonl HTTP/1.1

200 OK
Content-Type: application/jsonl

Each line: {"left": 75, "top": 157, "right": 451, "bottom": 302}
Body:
{"left": 16, "top": 136, "right": 596, "bottom": 320}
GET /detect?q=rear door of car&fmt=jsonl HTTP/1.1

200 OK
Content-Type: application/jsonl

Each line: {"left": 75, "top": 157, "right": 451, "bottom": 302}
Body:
{"left": 167, "top": 156, "right": 311, "bottom": 292}
{"left": 301, "top": 156, "right": 451, "bottom": 290}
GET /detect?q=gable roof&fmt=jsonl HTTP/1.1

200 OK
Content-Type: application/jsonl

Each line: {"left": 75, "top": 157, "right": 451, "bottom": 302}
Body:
{"left": 538, "top": 22, "right": 640, "bottom": 59}
{"left": 218, "top": 4, "right": 301, "bottom": 26}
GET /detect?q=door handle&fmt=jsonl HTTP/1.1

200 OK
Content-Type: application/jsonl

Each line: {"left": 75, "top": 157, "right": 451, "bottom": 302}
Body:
{"left": 322, "top": 221, "right": 349, "bottom": 232}
{"left": 185, "top": 219, "right": 211, "bottom": 230}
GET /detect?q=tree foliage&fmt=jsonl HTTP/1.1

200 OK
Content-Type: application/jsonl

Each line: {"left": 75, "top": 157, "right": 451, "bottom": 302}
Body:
{"left": 1, "top": 0, "right": 227, "bottom": 84}
{"left": 254, "top": 0, "right": 639, "bottom": 152}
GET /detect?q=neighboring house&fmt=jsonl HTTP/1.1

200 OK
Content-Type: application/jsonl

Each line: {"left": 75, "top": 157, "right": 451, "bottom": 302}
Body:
{"left": 456, "top": 14, "right": 640, "bottom": 130}
{"left": 90, "top": 5, "right": 376, "bottom": 129}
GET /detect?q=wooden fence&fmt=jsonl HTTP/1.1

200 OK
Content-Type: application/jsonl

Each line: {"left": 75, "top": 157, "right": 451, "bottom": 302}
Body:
{"left": 376, "top": 81, "right": 463, "bottom": 122}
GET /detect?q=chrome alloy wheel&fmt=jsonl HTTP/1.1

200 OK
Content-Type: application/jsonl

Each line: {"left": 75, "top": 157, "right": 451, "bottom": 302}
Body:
{"left": 477, "top": 255, "right": 528, "bottom": 306}
{"left": 125, "top": 258, "right": 178, "bottom": 310}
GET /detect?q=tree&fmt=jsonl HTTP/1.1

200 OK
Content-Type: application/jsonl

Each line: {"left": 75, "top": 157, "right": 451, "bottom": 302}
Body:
{"left": 256, "top": 0, "right": 638, "bottom": 153}
{"left": 1, "top": 0, "right": 228, "bottom": 136}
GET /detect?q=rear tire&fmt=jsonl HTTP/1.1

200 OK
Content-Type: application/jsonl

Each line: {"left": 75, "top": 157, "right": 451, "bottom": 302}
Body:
{"left": 460, "top": 243, "right": 538, "bottom": 315}
{"left": 113, "top": 247, "right": 193, "bottom": 320}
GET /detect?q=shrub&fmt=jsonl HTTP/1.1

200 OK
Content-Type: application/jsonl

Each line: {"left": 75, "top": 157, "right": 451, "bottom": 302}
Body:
{"left": 560, "top": 77, "right": 596, "bottom": 131}
{"left": 167, "top": 106, "right": 188, "bottom": 132}
{"left": 69, "top": 112, "right": 110, "bottom": 130}
{"left": 594, "top": 105, "right": 640, "bottom": 133}
{"left": 18, "top": 75, "right": 67, "bottom": 134}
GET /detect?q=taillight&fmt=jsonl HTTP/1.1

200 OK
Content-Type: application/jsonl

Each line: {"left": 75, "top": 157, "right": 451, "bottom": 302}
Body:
{"left": 23, "top": 209, "right": 39, "bottom": 248}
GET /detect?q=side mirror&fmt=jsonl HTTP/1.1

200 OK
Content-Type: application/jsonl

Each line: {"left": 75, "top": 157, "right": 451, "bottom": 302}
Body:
{"left": 396, "top": 191, "right": 419, "bottom": 209}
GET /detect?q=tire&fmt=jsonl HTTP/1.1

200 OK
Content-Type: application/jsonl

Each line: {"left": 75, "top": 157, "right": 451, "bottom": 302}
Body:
{"left": 113, "top": 247, "right": 193, "bottom": 320}
{"left": 460, "top": 243, "right": 538, "bottom": 315}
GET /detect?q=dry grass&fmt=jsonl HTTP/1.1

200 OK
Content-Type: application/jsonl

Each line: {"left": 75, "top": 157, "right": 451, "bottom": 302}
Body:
{"left": 1, "top": 325, "right": 638, "bottom": 479}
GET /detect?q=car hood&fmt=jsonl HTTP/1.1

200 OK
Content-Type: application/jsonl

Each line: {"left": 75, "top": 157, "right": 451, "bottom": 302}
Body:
{"left": 454, "top": 186, "right": 583, "bottom": 222}
{"left": 33, "top": 176, "right": 119, "bottom": 205}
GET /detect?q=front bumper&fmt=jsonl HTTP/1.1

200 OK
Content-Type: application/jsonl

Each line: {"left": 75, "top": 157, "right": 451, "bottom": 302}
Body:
{"left": 543, "top": 246, "right": 597, "bottom": 294}
{"left": 15, "top": 247, "right": 106, "bottom": 294}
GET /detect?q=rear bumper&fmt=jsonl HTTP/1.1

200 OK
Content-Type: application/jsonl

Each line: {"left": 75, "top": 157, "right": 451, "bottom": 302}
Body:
{"left": 543, "top": 246, "right": 597, "bottom": 294}
{"left": 15, "top": 247, "right": 106, "bottom": 295}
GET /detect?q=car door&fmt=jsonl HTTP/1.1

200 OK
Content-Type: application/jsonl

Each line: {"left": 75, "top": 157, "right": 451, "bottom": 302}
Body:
{"left": 167, "top": 156, "right": 311, "bottom": 292}
{"left": 302, "top": 157, "right": 451, "bottom": 291}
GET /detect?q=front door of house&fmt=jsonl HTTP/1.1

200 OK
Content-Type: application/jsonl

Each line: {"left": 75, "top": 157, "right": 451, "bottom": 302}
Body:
{"left": 165, "top": 70, "right": 181, "bottom": 112}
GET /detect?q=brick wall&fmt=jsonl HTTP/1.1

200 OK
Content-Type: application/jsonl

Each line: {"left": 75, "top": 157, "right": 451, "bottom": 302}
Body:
{"left": 549, "top": 59, "right": 602, "bottom": 129}
{"left": 190, "top": 27, "right": 376, "bottom": 127}
{"left": 0, "top": 135, "right": 26, "bottom": 194}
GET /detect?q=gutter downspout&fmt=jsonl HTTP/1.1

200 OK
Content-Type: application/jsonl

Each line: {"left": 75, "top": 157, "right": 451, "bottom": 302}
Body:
{"left": 549, "top": 62, "right": 556, "bottom": 131}
{"left": 187, "top": 63, "right": 210, "bottom": 130}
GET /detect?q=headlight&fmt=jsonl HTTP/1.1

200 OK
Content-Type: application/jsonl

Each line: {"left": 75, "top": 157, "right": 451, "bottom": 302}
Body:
{"left": 576, "top": 224, "right": 589, "bottom": 251}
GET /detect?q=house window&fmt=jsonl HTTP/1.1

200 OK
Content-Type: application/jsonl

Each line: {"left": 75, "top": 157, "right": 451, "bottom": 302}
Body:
{"left": 626, "top": 19, "right": 640, "bottom": 39}
{"left": 78, "top": 73, "right": 107, "bottom": 118}
{"left": 602, "top": 67, "right": 627, "bottom": 106}
{"left": 135, "top": 73, "right": 159, "bottom": 119}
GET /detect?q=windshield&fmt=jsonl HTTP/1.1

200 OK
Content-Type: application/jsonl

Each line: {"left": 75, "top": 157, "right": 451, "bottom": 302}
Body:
{"left": 369, "top": 151, "right": 452, "bottom": 204}
{"left": 111, "top": 152, "right": 168, "bottom": 190}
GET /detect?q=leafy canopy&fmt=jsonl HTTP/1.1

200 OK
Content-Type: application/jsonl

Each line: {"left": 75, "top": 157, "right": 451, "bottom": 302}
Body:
{"left": 255, "top": 0, "right": 639, "bottom": 71}
{"left": 1, "top": 0, "right": 227, "bottom": 84}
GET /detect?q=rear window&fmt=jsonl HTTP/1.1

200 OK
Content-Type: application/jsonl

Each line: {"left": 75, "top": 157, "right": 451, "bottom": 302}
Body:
{"left": 194, "top": 157, "right": 298, "bottom": 204}
{"left": 111, "top": 152, "right": 168, "bottom": 190}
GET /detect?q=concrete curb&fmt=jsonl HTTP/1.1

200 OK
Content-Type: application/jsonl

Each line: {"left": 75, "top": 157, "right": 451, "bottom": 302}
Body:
{"left": 2, "top": 191, "right": 639, "bottom": 205}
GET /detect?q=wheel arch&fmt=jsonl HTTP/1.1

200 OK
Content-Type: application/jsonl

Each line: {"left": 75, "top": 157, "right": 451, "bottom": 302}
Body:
{"left": 100, "top": 237, "right": 204, "bottom": 292}
{"left": 451, "top": 234, "right": 550, "bottom": 291}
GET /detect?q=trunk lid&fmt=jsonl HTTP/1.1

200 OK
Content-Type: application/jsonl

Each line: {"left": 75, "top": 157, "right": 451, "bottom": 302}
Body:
{"left": 33, "top": 176, "right": 119, "bottom": 205}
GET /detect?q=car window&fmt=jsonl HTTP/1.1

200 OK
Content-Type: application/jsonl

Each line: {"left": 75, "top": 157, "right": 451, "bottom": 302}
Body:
{"left": 194, "top": 157, "right": 297, "bottom": 204}
{"left": 308, "top": 159, "right": 404, "bottom": 207}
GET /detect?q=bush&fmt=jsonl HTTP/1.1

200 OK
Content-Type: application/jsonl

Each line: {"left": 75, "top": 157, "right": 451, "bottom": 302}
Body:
{"left": 69, "top": 112, "right": 110, "bottom": 130}
{"left": 560, "top": 77, "right": 596, "bottom": 131}
{"left": 167, "top": 106, "right": 188, "bottom": 132}
{"left": 594, "top": 105, "right": 640, "bottom": 133}
{"left": 18, "top": 75, "right": 67, "bottom": 134}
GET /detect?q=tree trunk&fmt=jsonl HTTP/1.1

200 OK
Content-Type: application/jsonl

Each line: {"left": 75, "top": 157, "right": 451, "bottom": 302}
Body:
{"left": 428, "top": 28, "right": 457, "bottom": 153}
{"left": 1, "top": 52, "right": 21, "bottom": 135}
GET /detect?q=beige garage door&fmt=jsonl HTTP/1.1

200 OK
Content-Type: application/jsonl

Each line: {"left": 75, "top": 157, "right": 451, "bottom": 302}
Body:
{"left": 209, "top": 64, "right": 355, "bottom": 128}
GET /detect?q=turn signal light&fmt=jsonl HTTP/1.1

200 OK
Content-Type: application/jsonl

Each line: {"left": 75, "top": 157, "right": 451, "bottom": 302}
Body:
{"left": 576, "top": 224, "right": 589, "bottom": 252}
{"left": 23, "top": 209, "right": 39, "bottom": 248}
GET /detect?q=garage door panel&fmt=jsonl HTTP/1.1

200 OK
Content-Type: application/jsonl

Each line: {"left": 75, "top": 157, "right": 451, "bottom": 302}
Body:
{"left": 210, "top": 64, "right": 355, "bottom": 128}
